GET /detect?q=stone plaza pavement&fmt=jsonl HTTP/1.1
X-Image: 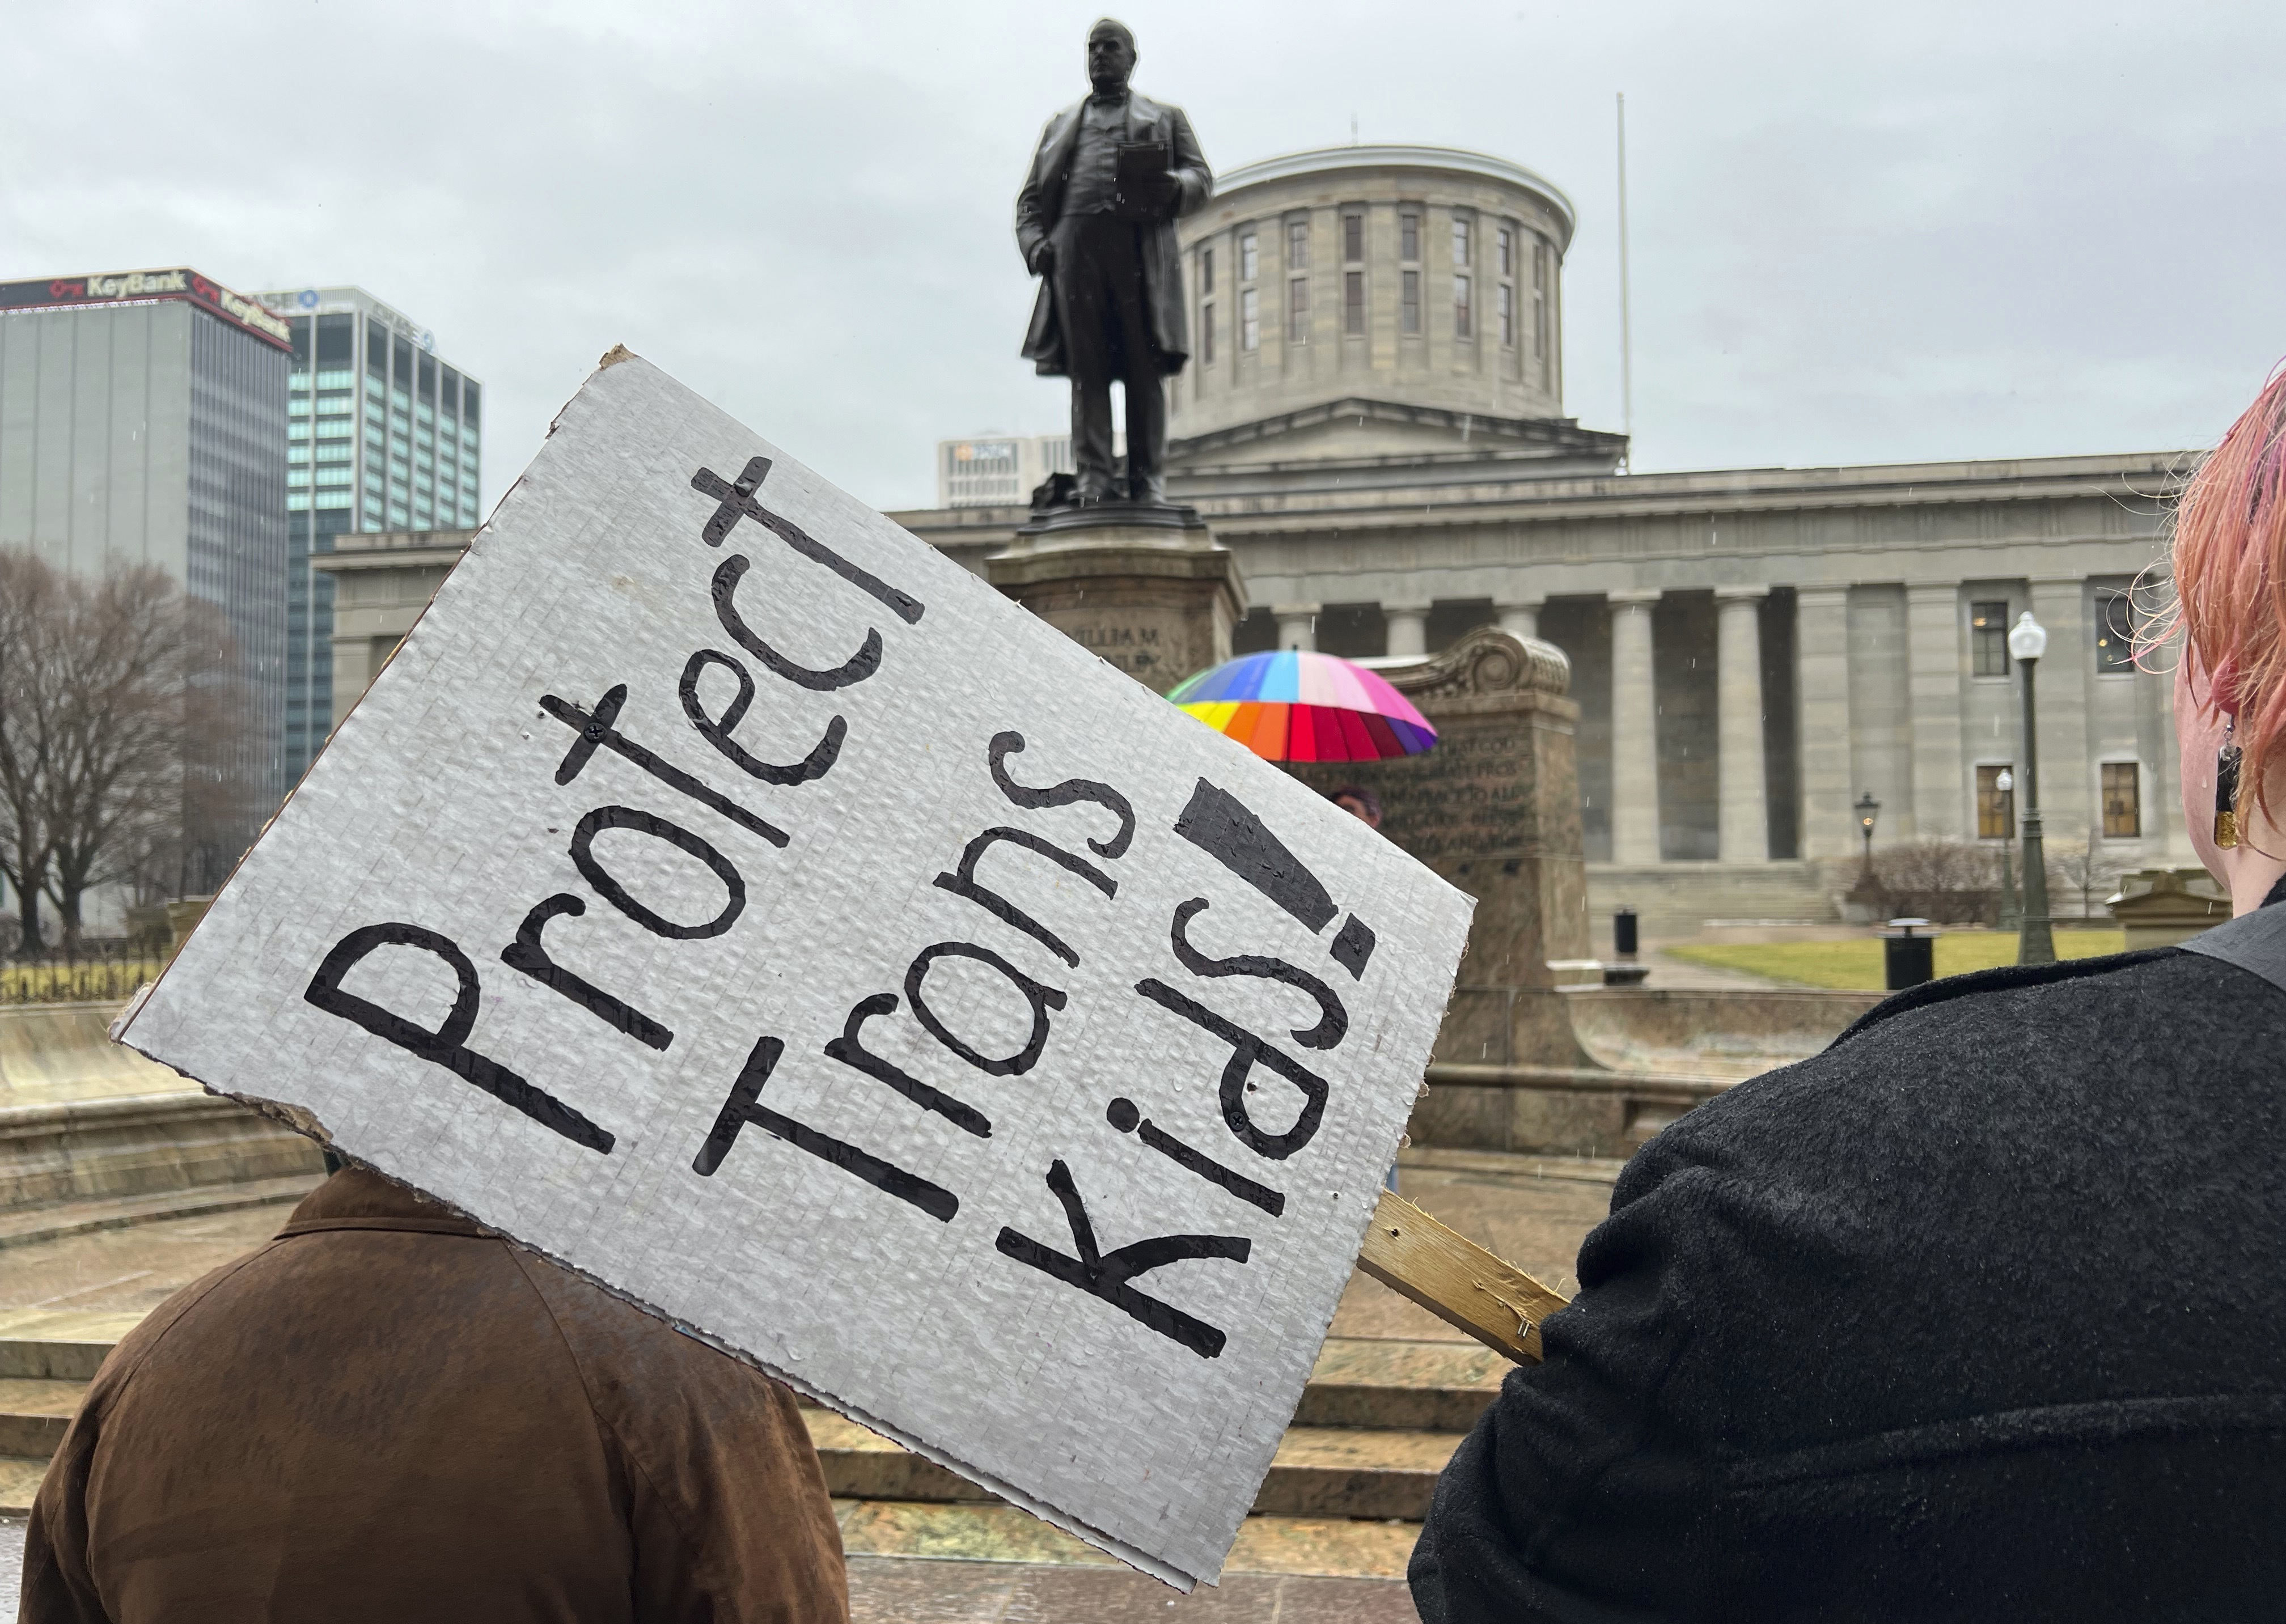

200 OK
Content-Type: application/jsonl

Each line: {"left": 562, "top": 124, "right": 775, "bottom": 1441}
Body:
{"left": 0, "top": 1147, "right": 1622, "bottom": 1620}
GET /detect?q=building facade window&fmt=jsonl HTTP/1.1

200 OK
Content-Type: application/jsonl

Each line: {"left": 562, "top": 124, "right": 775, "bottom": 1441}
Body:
{"left": 1287, "top": 219, "right": 1309, "bottom": 270}
{"left": 1971, "top": 601, "right": 2012, "bottom": 677}
{"left": 2096, "top": 592, "right": 2136, "bottom": 673}
{"left": 1401, "top": 270, "right": 1421, "bottom": 334}
{"left": 1344, "top": 270, "right": 1365, "bottom": 335}
{"left": 1241, "top": 286, "right": 1259, "bottom": 351}
{"left": 1343, "top": 212, "right": 1364, "bottom": 262}
{"left": 1452, "top": 217, "right": 1471, "bottom": 268}
{"left": 2102, "top": 762, "right": 2142, "bottom": 837}
{"left": 1498, "top": 226, "right": 1513, "bottom": 277}
{"left": 1976, "top": 764, "right": 2016, "bottom": 839}
{"left": 1289, "top": 276, "right": 1309, "bottom": 343}
{"left": 1532, "top": 239, "right": 1551, "bottom": 388}
{"left": 1399, "top": 211, "right": 1420, "bottom": 264}
{"left": 1200, "top": 245, "right": 1215, "bottom": 294}
{"left": 1200, "top": 294, "right": 1216, "bottom": 363}
{"left": 1500, "top": 281, "right": 1514, "bottom": 347}
{"left": 1239, "top": 230, "right": 1258, "bottom": 283}
{"left": 1453, "top": 275, "right": 1472, "bottom": 338}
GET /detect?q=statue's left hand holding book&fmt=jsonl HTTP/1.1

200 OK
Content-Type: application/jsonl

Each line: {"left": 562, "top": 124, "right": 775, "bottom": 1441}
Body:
{"left": 1114, "top": 140, "right": 1178, "bottom": 219}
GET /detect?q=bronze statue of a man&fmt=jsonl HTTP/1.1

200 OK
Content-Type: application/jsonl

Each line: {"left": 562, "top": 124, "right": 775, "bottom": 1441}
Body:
{"left": 1015, "top": 19, "right": 1210, "bottom": 507}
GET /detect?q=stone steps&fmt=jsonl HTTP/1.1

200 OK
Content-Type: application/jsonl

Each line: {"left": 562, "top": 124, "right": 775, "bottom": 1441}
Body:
{"left": 0, "top": 1327, "right": 1500, "bottom": 1520}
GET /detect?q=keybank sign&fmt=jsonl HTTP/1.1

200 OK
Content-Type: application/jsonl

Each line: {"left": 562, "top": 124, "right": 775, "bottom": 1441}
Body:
{"left": 0, "top": 266, "right": 293, "bottom": 350}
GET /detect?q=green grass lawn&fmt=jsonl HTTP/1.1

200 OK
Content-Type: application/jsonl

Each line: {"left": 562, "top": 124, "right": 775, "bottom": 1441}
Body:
{"left": 1666, "top": 931, "right": 2127, "bottom": 991}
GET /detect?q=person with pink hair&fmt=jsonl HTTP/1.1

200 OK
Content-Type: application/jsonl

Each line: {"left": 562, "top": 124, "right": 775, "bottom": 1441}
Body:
{"left": 1409, "top": 369, "right": 2286, "bottom": 1621}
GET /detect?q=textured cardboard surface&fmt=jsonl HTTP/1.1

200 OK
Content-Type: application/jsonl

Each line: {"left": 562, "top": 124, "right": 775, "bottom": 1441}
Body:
{"left": 118, "top": 356, "right": 1471, "bottom": 1589}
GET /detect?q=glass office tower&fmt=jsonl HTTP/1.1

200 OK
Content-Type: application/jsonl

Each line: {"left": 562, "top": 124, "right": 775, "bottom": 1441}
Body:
{"left": 258, "top": 287, "right": 482, "bottom": 783}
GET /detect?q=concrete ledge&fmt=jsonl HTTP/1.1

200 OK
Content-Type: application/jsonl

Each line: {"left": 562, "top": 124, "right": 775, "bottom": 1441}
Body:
{"left": 1415, "top": 1060, "right": 1735, "bottom": 1159}
{"left": 0, "top": 1089, "right": 324, "bottom": 1211}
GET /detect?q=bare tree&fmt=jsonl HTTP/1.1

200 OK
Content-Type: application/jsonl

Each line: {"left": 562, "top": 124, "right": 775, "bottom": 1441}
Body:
{"left": 1855, "top": 839, "right": 2003, "bottom": 924}
{"left": 0, "top": 552, "right": 64, "bottom": 953}
{"left": 0, "top": 549, "right": 257, "bottom": 952}
{"left": 2044, "top": 837, "right": 2133, "bottom": 922}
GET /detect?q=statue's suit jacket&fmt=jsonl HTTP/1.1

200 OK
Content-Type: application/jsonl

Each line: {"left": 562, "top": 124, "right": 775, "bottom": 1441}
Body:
{"left": 1016, "top": 91, "right": 1211, "bottom": 379}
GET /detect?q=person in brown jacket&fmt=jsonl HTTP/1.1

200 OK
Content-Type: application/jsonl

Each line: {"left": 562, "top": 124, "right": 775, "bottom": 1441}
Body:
{"left": 20, "top": 1165, "right": 848, "bottom": 1623}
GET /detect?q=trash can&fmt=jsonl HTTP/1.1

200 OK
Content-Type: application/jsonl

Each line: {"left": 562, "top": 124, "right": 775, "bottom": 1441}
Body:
{"left": 1881, "top": 918, "right": 1937, "bottom": 990}
{"left": 1614, "top": 908, "right": 1640, "bottom": 959}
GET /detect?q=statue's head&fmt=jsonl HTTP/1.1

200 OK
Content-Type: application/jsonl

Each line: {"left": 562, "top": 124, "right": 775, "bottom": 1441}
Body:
{"left": 1087, "top": 19, "right": 1136, "bottom": 92}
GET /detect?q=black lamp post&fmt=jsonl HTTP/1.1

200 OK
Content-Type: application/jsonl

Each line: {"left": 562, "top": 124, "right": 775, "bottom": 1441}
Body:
{"left": 2008, "top": 612, "right": 2056, "bottom": 965}
{"left": 1855, "top": 791, "right": 1881, "bottom": 876}
{"left": 1995, "top": 768, "right": 2018, "bottom": 928}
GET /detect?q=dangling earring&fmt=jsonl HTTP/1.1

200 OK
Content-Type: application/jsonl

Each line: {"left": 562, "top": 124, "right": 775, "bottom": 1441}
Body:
{"left": 2215, "top": 715, "right": 2242, "bottom": 849}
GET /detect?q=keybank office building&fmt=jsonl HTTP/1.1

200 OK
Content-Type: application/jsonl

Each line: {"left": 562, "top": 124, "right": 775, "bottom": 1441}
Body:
{"left": 0, "top": 268, "right": 291, "bottom": 885}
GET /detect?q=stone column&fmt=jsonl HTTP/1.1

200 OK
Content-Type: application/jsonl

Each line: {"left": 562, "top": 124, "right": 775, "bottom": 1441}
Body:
{"left": 1383, "top": 603, "right": 1431, "bottom": 659}
{"left": 1497, "top": 600, "right": 1541, "bottom": 640}
{"left": 1905, "top": 582, "right": 1966, "bottom": 840}
{"left": 1716, "top": 587, "right": 1768, "bottom": 863}
{"left": 2029, "top": 578, "right": 2092, "bottom": 844}
{"left": 1274, "top": 604, "right": 1320, "bottom": 651}
{"left": 1796, "top": 585, "right": 1856, "bottom": 859}
{"left": 1608, "top": 590, "right": 1662, "bottom": 864}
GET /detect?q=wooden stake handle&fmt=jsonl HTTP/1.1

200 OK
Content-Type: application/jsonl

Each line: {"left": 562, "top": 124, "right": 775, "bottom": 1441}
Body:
{"left": 1356, "top": 1192, "right": 1573, "bottom": 1364}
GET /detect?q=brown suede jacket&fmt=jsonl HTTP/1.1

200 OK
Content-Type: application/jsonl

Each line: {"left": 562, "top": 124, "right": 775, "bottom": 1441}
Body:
{"left": 22, "top": 1168, "right": 848, "bottom": 1623}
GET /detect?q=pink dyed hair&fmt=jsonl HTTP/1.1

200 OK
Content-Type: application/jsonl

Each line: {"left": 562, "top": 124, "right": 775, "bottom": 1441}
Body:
{"left": 2163, "top": 363, "right": 2286, "bottom": 829}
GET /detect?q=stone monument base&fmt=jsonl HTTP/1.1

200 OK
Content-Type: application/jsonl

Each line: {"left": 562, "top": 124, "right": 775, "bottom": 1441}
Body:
{"left": 987, "top": 502, "right": 1244, "bottom": 696}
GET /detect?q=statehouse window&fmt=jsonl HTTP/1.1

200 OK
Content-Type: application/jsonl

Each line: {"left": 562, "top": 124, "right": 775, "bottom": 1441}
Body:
{"left": 1240, "top": 231, "right": 1258, "bottom": 283}
{"left": 1288, "top": 220, "right": 1309, "bottom": 271}
{"left": 1452, "top": 217, "right": 1472, "bottom": 269}
{"left": 1400, "top": 211, "right": 1420, "bottom": 262}
{"left": 1200, "top": 295, "right": 1216, "bottom": 364}
{"left": 1200, "top": 245, "right": 1215, "bottom": 295}
{"left": 1976, "top": 765, "right": 2016, "bottom": 839}
{"left": 1971, "top": 601, "right": 2012, "bottom": 677}
{"left": 2095, "top": 592, "right": 2136, "bottom": 674}
{"left": 2102, "top": 762, "right": 2141, "bottom": 838}
{"left": 1289, "top": 277, "right": 1309, "bottom": 344}
{"left": 1498, "top": 225, "right": 1514, "bottom": 277}
{"left": 1500, "top": 283, "right": 1514, "bottom": 347}
{"left": 1532, "top": 239, "right": 1551, "bottom": 388}
{"left": 1241, "top": 286, "right": 1259, "bottom": 351}
{"left": 1401, "top": 271, "right": 1421, "bottom": 334}
{"left": 1343, "top": 212, "right": 1364, "bottom": 262}
{"left": 1344, "top": 270, "right": 1365, "bottom": 336}
{"left": 1453, "top": 275, "right": 1472, "bottom": 339}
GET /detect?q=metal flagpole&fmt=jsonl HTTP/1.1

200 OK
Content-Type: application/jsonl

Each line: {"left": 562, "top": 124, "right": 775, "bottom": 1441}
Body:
{"left": 1616, "top": 91, "right": 1633, "bottom": 469}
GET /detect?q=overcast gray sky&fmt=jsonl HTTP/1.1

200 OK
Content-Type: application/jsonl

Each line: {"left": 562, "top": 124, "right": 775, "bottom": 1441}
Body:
{"left": 5, "top": 0, "right": 2281, "bottom": 512}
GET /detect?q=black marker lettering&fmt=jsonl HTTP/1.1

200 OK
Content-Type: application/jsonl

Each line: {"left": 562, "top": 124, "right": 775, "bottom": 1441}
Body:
{"left": 1107, "top": 1097, "right": 1286, "bottom": 1216}
{"left": 904, "top": 942, "right": 1067, "bottom": 1076}
{"left": 679, "top": 649, "right": 846, "bottom": 785}
{"left": 305, "top": 922, "right": 613, "bottom": 1154}
{"left": 994, "top": 1159, "right": 1249, "bottom": 1359}
{"left": 823, "top": 993, "right": 993, "bottom": 1137}
{"left": 501, "top": 894, "right": 674, "bottom": 1051}
{"left": 1132, "top": 977, "right": 1329, "bottom": 1161}
{"left": 987, "top": 731, "right": 1136, "bottom": 858}
{"left": 712, "top": 554, "right": 882, "bottom": 692}
{"left": 1329, "top": 914, "right": 1377, "bottom": 981}
{"left": 689, "top": 456, "right": 925, "bottom": 624}
{"left": 570, "top": 806, "right": 746, "bottom": 942}
{"left": 692, "top": 1034, "right": 956, "bottom": 1221}
{"left": 932, "top": 827, "right": 1116, "bottom": 969}
{"left": 1174, "top": 778, "right": 1337, "bottom": 932}
{"left": 541, "top": 686, "right": 789, "bottom": 848}
{"left": 1170, "top": 897, "right": 1348, "bottom": 1050}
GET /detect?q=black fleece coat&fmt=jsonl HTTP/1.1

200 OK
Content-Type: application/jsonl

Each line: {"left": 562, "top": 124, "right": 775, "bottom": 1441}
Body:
{"left": 1411, "top": 944, "right": 2286, "bottom": 1622}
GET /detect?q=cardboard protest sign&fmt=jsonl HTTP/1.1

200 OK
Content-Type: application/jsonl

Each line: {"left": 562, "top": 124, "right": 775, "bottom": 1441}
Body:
{"left": 117, "top": 353, "right": 1472, "bottom": 1589}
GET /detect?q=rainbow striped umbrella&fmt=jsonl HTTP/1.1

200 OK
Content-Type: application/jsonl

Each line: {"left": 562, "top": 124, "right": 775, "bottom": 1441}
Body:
{"left": 1168, "top": 650, "right": 1438, "bottom": 762}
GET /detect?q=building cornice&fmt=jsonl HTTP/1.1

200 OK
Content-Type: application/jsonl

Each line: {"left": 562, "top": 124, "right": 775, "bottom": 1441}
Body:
{"left": 1168, "top": 396, "right": 1627, "bottom": 463}
{"left": 1210, "top": 145, "right": 1578, "bottom": 247}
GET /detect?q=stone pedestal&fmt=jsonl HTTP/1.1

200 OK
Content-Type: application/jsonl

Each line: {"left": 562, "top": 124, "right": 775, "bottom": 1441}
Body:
{"left": 985, "top": 503, "right": 1246, "bottom": 696}
{"left": 1291, "top": 627, "right": 1597, "bottom": 1071}
{"left": 2107, "top": 867, "right": 2229, "bottom": 950}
